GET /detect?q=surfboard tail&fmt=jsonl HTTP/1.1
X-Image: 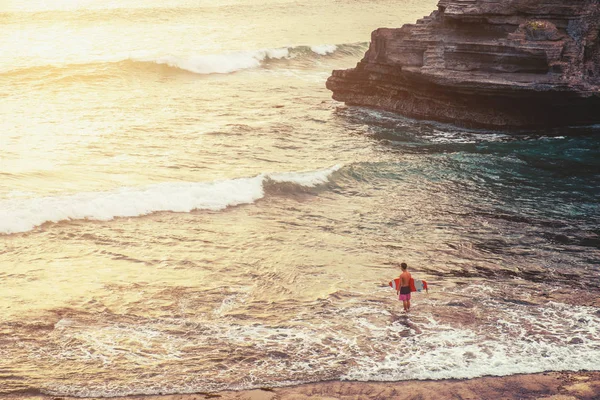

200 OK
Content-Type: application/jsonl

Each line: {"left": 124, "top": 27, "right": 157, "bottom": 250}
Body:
{"left": 411, "top": 278, "right": 428, "bottom": 293}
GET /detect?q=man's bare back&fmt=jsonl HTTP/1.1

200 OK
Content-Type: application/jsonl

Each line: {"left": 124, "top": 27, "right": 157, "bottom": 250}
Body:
{"left": 400, "top": 270, "right": 411, "bottom": 288}
{"left": 398, "top": 262, "right": 412, "bottom": 312}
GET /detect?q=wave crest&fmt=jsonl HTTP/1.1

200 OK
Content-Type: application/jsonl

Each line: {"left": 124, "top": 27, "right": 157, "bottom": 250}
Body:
{"left": 1, "top": 43, "right": 368, "bottom": 78}
{"left": 146, "top": 47, "right": 291, "bottom": 75}
{"left": 0, "top": 166, "right": 342, "bottom": 235}
{"left": 134, "top": 43, "right": 366, "bottom": 75}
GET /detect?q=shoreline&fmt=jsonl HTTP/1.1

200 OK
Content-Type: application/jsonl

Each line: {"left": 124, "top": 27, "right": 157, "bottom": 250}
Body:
{"left": 9, "top": 371, "right": 600, "bottom": 400}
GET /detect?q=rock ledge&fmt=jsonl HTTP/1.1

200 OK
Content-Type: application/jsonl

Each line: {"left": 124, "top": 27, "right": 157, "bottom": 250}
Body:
{"left": 326, "top": 0, "right": 600, "bottom": 129}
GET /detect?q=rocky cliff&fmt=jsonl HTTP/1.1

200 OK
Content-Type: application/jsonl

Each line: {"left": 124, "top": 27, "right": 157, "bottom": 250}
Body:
{"left": 326, "top": 0, "right": 600, "bottom": 129}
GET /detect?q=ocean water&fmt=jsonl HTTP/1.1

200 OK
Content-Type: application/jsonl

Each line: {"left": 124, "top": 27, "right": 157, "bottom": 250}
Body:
{"left": 1, "top": 0, "right": 600, "bottom": 397}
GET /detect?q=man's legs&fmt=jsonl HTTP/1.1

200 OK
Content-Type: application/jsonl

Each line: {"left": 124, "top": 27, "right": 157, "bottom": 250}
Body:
{"left": 400, "top": 293, "right": 411, "bottom": 312}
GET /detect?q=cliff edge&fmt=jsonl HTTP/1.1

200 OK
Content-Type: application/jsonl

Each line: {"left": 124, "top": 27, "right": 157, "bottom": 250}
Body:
{"left": 326, "top": 0, "right": 600, "bottom": 129}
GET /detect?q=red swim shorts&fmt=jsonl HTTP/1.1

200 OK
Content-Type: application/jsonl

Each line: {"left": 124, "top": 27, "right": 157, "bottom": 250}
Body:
{"left": 399, "top": 293, "right": 411, "bottom": 301}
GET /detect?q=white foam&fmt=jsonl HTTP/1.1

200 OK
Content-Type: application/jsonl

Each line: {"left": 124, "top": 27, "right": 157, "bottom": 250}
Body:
{"left": 142, "top": 47, "right": 291, "bottom": 75}
{"left": 213, "top": 292, "right": 249, "bottom": 317}
{"left": 0, "top": 166, "right": 341, "bottom": 234}
{"left": 50, "top": 319, "right": 185, "bottom": 366}
{"left": 342, "top": 298, "right": 600, "bottom": 382}
{"left": 310, "top": 45, "right": 338, "bottom": 55}
{"left": 4, "top": 43, "right": 350, "bottom": 76}
{"left": 23, "top": 297, "right": 600, "bottom": 398}
{"left": 268, "top": 164, "right": 342, "bottom": 186}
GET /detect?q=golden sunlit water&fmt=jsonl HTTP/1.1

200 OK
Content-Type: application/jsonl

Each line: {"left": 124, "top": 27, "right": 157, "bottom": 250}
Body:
{"left": 1, "top": 0, "right": 600, "bottom": 397}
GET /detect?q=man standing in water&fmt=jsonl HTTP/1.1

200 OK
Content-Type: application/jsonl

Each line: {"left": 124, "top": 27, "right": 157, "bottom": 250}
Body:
{"left": 397, "top": 262, "right": 412, "bottom": 312}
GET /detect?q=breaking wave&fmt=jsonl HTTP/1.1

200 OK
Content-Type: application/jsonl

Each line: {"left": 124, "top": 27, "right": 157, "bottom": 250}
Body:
{"left": 140, "top": 43, "right": 366, "bottom": 74}
{"left": 2, "top": 43, "right": 368, "bottom": 78}
{"left": 0, "top": 165, "right": 342, "bottom": 234}
{"left": 10, "top": 296, "right": 600, "bottom": 397}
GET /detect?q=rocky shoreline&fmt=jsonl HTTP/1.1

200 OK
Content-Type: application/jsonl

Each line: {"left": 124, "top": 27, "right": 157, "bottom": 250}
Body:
{"left": 326, "top": 0, "right": 600, "bottom": 129}
{"left": 8, "top": 372, "right": 600, "bottom": 400}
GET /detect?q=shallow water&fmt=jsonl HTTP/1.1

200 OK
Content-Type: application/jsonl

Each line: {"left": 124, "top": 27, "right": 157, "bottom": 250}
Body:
{"left": 1, "top": 0, "right": 599, "bottom": 397}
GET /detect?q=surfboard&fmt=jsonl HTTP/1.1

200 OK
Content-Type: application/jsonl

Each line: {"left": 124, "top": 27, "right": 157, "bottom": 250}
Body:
{"left": 389, "top": 278, "right": 428, "bottom": 293}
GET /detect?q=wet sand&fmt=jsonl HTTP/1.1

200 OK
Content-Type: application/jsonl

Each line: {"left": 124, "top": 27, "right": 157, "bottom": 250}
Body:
{"left": 10, "top": 371, "right": 600, "bottom": 400}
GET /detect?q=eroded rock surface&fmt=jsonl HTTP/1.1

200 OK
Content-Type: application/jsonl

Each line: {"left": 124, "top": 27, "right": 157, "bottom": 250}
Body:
{"left": 327, "top": 0, "right": 600, "bottom": 129}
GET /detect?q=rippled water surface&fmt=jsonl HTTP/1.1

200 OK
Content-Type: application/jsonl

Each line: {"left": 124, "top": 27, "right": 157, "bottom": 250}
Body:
{"left": 1, "top": 0, "right": 599, "bottom": 397}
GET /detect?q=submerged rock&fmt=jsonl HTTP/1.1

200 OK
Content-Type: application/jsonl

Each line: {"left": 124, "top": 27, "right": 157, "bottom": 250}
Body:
{"left": 326, "top": 0, "right": 600, "bottom": 129}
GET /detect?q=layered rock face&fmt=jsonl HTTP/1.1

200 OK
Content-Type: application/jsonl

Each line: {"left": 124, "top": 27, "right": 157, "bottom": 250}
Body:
{"left": 326, "top": 0, "right": 600, "bottom": 129}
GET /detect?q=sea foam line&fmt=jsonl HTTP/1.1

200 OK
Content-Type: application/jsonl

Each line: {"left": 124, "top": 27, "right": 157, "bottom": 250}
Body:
{"left": 2, "top": 43, "right": 367, "bottom": 77}
{"left": 30, "top": 300, "right": 600, "bottom": 397}
{"left": 145, "top": 47, "right": 292, "bottom": 75}
{"left": 136, "top": 43, "right": 346, "bottom": 75}
{"left": 0, "top": 165, "right": 341, "bottom": 234}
